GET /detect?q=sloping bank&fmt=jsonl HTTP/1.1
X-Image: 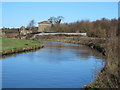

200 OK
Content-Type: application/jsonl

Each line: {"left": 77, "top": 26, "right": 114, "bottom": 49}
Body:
{"left": 0, "top": 37, "right": 44, "bottom": 56}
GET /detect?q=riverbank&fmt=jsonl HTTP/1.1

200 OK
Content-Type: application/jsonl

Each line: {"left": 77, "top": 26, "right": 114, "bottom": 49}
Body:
{"left": 0, "top": 37, "right": 44, "bottom": 56}
{"left": 33, "top": 35, "right": 106, "bottom": 55}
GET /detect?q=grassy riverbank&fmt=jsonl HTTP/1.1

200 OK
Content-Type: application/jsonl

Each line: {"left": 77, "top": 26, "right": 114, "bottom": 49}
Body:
{"left": 0, "top": 37, "right": 44, "bottom": 55}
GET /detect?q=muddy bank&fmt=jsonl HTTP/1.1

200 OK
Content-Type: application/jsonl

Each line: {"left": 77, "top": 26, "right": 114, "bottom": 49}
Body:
{"left": 88, "top": 37, "right": 119, "bottom": 88}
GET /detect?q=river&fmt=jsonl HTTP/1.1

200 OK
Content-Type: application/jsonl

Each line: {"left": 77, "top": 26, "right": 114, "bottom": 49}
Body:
{"left": 2, "top": 41, "right": 105, "bottom": 88}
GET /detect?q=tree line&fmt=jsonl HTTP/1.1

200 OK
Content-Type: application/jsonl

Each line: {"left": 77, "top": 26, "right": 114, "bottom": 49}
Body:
{"left": 49, "top": 18, "right": 117, "bottom": 38}
{"left": 2, "top": 17, "right": 118, "bottom": 38}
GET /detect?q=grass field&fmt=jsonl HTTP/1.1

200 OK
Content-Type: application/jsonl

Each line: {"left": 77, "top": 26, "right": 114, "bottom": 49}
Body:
{"left": 0, "top": 37, "right": 43, "bottom": 51}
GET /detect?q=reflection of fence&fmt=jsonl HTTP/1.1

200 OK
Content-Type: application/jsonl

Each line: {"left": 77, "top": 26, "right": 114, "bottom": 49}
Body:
{"left": 35, "top": 33, "right": 87, "bottom": 36}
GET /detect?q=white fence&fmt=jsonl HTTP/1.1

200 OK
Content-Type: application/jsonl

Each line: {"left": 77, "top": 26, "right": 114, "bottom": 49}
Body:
{"left": 36, "top": 33, "right": 87, "bottom": 36}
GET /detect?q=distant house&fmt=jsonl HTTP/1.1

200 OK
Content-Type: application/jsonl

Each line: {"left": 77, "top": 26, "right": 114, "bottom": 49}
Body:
{"left": 20, "top": 26, "right": 32, "bottom": 35}
{"left": 38, "top": 21, "right": 52, "bottom": 32}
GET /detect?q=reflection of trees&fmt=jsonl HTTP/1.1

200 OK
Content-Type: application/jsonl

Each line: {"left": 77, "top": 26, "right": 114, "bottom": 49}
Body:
{"left": 48, "top": 47, "right": 62, "bottom": 54}
{"left": 47, "top": 42, "right": 104, "bottom": 60}
{"left": 64, "top": 46, "right": 91, "bottom": 60}
{"left": 77, "top": 51, "right": 91, "bottom": 60}
{"left": 69, "top": 45, "right": 104, "bottom": 60}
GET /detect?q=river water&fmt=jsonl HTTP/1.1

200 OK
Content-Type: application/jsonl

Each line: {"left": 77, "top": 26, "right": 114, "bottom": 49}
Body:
{"left": 2, "top": 41, "right": 105, "bottom": 88}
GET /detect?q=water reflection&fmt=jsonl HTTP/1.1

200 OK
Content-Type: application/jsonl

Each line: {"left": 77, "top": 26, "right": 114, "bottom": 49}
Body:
{"left": 2, "top": 41, "right": 105, "bottom": 88}
{"left": 42, "top": 41, "right": 104, "bottom": 61}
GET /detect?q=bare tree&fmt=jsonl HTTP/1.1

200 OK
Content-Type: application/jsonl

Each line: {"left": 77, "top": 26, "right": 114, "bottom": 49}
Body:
{"left": 56, "top": 16, "right": 64, "bottom": 25}
{"left": 48, "top": 17, "right": 56, "bottom": 25}
{"left": 27, "top": 20, "right": 35, "bottom": 30}
{"left": 48, "top": 16, "right": 64, "bottom": 25}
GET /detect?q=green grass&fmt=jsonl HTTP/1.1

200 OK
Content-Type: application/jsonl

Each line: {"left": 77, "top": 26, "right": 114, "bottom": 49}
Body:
{"left": 0, "top": 37, "right": 43, "bottom": 51}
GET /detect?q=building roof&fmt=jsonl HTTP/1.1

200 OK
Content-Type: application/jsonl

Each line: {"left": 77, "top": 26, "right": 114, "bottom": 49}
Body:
{"left": 38, "top": 21, "right": 51, "bottom": 24}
